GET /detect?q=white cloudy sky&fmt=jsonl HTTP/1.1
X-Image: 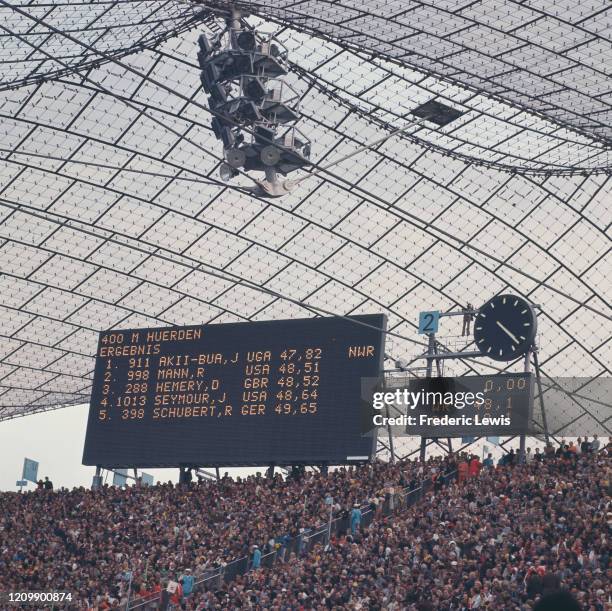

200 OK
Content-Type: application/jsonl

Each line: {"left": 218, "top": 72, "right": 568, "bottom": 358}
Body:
{"left": 0, "top": 406, "right": 90, "bottom": 490}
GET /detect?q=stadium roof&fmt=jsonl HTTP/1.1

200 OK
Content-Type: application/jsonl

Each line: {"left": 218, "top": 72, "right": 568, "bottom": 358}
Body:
{"left": 0, "top": 0, "right": 610, "bottom": 437}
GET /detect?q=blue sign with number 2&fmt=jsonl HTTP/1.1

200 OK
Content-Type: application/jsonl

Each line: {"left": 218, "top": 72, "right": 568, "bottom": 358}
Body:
{"left": 418, "top": 311, "right": 440, "bottom": 334}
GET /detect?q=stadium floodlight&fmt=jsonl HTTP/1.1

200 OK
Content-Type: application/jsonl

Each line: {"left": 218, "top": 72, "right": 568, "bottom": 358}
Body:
{"left": 197, "top": 51, "right": 210, "bottom": 69}
{"left": 208, "top": 83, "right": 228, "bottom": 107}
{"left": 211, "top": 117, "right": 224, "bottom": 139}
{"left": 226, "top": 147, "right": 247, "bottom": 168}
{"left": 260, "top": 80, "right": 301, "bottom": 124}
{"left": 219, "top": 162, "right": 238, "bottom": 181}
{"left": 236, "top": 100, "right": 261, "bottom": 123}
{"left": 222, "top": 52, "right": 253, "bottom": 79}
{"left": 261, "top": 100, "right": 299, "bottom": 123}
{"left": 254, "top": 125, "right": 275, "bottom": 145}
{"left": 200, "top": 62, "right": 221, "bottom": 93}
{"left": 252, "top": 54, "right": 287, "bottom": 78}
{"left": 261, "top": 145, "right": 281, "bottom": 166}
{"left": 236, "top": 30, "right": 256, "bottom": 51}
{"left": 197, "top": 11, "right": 312, "bottom": 196}
{"left": 211, "top": 118, "right": 235, "bottom": 148}
{"left": 244, "top": 78, "right": 267, "bottom": 102}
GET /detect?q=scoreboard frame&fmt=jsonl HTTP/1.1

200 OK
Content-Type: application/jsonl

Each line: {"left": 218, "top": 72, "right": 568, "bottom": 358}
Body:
{"left": 400, "top": 372, "right": 535, "bottom": 437}
{"left": 82, "top": 314, "right": 386, "bottom": 469}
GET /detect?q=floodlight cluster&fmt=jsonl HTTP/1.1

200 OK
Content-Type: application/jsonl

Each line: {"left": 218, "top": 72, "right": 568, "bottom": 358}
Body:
{"left": 197, "top": 15, "right": 311, "bottom": 187}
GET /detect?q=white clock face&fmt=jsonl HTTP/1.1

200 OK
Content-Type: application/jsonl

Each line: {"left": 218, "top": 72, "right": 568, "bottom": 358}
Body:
{"left": 474, "top": 295, "right": 537, "bottom": 361}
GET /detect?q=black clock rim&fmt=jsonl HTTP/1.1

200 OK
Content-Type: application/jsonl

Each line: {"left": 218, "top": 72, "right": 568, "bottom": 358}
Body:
{"left": 474, "top": 294, "right": 537, "bottom": 361}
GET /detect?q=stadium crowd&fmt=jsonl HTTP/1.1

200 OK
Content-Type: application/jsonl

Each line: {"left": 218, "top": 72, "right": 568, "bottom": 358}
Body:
{"left": 0, "top": 454, "right": 451, "bottom": 608}
{"left": 0, "top": 442, "right": 609, "bottom": 610}
{"left": 191, "top": 448, "right": 610, "bottom": 611}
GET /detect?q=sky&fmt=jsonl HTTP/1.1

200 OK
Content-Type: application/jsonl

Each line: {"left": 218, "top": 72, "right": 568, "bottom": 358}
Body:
{"left": 0, "top": 405, "right": 90, "bottom": 491}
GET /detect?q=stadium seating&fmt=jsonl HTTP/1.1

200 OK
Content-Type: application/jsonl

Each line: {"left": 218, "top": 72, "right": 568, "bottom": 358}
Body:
{"left": 1, "top": 450, "right": 608, "bottom": 610}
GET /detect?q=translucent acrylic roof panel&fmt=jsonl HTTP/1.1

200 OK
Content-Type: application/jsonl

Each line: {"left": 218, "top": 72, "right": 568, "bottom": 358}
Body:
{"left": 0, "top": 14, "right": 609, "bottom": 423}
{"left": 1, "top": 2, "right": 610, "bottom": 175}
{"left": 0, "top": 0, "right": 214, "bottom": 91}
{"left": 274, "top": 16, "right": 611, "bottom": 174}
{"left": 222, "top": 0, "right": 612, "bottom": 147}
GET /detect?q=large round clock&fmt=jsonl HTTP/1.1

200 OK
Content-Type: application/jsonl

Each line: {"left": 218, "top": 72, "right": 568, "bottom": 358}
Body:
{"left": 474, "top": 294, "right": 537, "bottom": 361}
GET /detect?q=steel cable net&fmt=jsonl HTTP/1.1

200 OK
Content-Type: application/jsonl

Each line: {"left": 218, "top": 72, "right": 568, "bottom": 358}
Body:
{"left": 0, "top": 0, "right": 208, "bottom": 91}
{"left": 0, "top": 6, "right": 609, "bottom": 440}
{"left": 200, "top": 0, "right": 612, "bottom": 175}
{"left": 530, "top": 377, "right": 611, "bottom": 439}
{"left": 1, "top": 1, "right": 611, "bottom": 175}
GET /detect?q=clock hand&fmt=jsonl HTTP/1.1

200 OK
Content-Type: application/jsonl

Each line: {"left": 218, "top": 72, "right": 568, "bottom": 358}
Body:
{"left": 495, "top": 320, "right": 519, "bottom": 344}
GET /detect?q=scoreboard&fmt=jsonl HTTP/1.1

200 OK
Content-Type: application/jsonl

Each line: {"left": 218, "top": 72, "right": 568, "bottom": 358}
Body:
{"left": 401, "top": 373, "right": 534, "bottom": 437}
{"left": 82, "top": 314, "right": 385, "bottom": 468}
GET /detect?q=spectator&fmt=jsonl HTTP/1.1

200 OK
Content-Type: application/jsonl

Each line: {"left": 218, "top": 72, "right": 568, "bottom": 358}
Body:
{"left": 187, "top": 452, "right": 609, "bottom": 610}
{"left": 468, "top": 454, "right": 481, "bottom": 477}
{"left": 159, "top": 582, "right": 171, "bottom": 610}
{"left": 482, "top": 452, "right": 494, "bottom": 468}
{"left": 581, "top": 437, "right": 591, "bottom": 453}
{"left": 461, "top": 303, "right": 474, "bottom": 336}
{"left": 458, "top": 457, "right": 469, "bottom": 481}
{"left": 350, "top": 503, "right": 362, "bottom": 535}
{"left": 181, "top": 568, "right": 194, "bottom": 600}
{"left": 498, "top": 449, "right": 516, "bottom": 466}
{"left": 169, "top": 579, "right": 182, "bottom": 608}
{"left": 526, "top": 564, "right": 543, "bottom": 598}
{"left": 591, "top": 434, "right": 601, "bottom": 452}
{"left": 542, "top": 570, "right": 562, "bottom": 595}
{"left": 251, "top": 545, "right": 261, "bottom": 570}
{"left": 43, "top": 476, "right": 53, "bottom": 490}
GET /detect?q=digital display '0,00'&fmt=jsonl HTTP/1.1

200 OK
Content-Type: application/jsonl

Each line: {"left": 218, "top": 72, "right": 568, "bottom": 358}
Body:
{"left": 82, "top": 314, "right": 385, "bottom": 468}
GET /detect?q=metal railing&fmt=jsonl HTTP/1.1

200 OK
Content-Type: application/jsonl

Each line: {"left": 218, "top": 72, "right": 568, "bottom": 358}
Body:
{"left": 127, "top": 469, "right": 457, "bottom": 610}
